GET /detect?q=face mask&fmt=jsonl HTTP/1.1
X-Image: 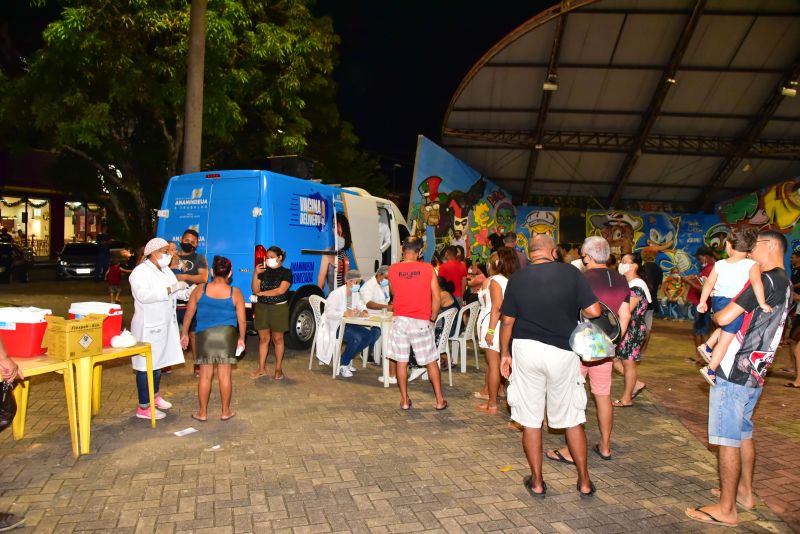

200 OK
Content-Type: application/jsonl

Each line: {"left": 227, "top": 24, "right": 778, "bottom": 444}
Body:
{"left": 266, "top": 258, "right": 279, "bottom": 268}
{"left": 180, "top": 242, "right": 195, "bottom": 253}
{"left": 336, "top": 235, "right": 345, "bottom": 249}
{"left": 158, "top": 253, "right": 171, "bottom": 268}
{"left": 618, "top": 263, "right": 631, "bottom": 275}
{"left": 350, "top": 283, "right": 360, "bottom": 293}
{"left": 380, "top": 279, "right": 389, "bottom": 288}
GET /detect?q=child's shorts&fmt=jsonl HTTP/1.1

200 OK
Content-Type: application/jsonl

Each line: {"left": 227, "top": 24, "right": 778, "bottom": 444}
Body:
{"left": 109, "top": 285, "right": 121, "bottom": 296}
{"left": 712, "top": 296, "right": 744, "bottom": 334}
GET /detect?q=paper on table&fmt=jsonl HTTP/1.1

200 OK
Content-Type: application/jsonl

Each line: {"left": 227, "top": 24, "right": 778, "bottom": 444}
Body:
{"left": 174, "top": 427, "right": 198, "bottom": 437}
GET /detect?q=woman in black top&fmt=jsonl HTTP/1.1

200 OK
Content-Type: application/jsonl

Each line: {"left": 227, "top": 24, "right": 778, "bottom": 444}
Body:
{"left": 316, "top": 213, "right": 351, "bottom": 293}
{"left": 251, "top": 246, "right": 292, "bottom": 379}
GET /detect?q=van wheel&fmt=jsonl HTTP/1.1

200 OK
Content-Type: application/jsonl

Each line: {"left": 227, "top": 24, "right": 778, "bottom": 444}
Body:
{"left": 286, "top": 297, "right": 314, "bottom": 350}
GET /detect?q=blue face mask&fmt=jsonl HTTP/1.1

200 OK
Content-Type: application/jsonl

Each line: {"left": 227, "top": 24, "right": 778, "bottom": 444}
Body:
{"left": 380, "top": 279, "right": 389, "bottom": 288}
{"left": 350, "top": 284, "right": 360, "bottom": 293}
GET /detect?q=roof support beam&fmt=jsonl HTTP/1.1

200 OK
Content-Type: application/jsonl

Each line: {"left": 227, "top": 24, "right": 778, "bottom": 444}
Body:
{"left": 442, "top": 128, "right": 800, "bottom": 158}
{"left": 490, "top": 177, "right": 748, "bottom": 192}
{"left": 607, "top": 0, "right": 706, "bottom": 208}
{"left": 450, "top": 107, "right": 794, "bottom": 122}
{"left": 520, "top": 5, "right": 567, "bottom": 202}
{"left": 699, "top": 58, "right": 800, "bottom": 209}
{"left": 483, "top": 62, "right": 785, "bottom": 75}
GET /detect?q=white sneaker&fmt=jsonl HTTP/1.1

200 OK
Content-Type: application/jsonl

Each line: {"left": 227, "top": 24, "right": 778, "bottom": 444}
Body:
{"left": 348, "top": 363, "right": 358, "bottom": 372}
{"left": 408, "top": 367, "right": 428, "bottom": 382}
{"left": 378, "top": 375, "right": 398, "bottom": 385}
{"left": 154, "top": 395, "right": 172, "bottom": 410}
{"left": 339, "top": 366, "right": 353, "bottom": 378}
{"left": 136, "top": 406, "right": 166, "bottom": 420}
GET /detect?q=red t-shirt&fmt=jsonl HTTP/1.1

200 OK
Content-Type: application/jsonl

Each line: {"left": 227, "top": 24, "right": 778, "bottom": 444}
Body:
{"left": 389, "top": 261, "right": 434, "bottom": 321}
{"left": 687, "top": 260, "right": 715, "bottom": 305}
{"left": 106, "top": 264, "right": 122, "bottom": 285}
{"left": 438, "top": 259, "right": 467, "bottom": 297}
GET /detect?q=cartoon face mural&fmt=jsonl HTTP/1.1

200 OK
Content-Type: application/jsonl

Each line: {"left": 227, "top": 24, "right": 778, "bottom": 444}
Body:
{"left": 493, "top": 201, "right": 517, "bottom": 235}
{"left": 417, "top": 176, "right": 443, "bottom": 228}
{"left": 588, "top": 211, "right": 643, "bottom": 258}
{"left": 638, "top": 213, "right": 680, "bottom": 263}
{"left": 524, "top": 210, "right": 558, "bottom": 238}
{"left": 704, "top": 223, "right": 731, "bottom": 259}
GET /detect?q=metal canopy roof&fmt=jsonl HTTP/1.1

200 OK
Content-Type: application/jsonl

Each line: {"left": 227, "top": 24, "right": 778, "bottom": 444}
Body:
{"left": 441, "top": 0, "right": 800, "bottom": 209}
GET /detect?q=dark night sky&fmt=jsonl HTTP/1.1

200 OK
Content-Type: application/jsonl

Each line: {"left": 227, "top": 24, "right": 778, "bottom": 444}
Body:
{"left": 315, "top": 1, "right": 554, "bottom": 169}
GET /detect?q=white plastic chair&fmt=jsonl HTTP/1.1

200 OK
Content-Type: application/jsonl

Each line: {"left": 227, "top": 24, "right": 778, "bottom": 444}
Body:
{"left": 308, "top": 295, "right": 326, "bottom": 370}
{"left": 449, "top": 301, "right": 481, "bottom": 373}
{"left": 434, "top": 308, "right": 458, "bottom": 387}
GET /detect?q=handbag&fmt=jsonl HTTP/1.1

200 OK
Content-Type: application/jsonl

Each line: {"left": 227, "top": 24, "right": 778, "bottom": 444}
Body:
{"left": 0, "top": 381, "right": 17, "bottom": 432}
{"left": 570, "top": 319, "right": 616, "bottom": 362}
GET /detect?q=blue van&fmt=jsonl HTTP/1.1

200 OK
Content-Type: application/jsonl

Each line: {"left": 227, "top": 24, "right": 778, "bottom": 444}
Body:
{"left": 156, "top": 170, "right": 409, "bottom": 348}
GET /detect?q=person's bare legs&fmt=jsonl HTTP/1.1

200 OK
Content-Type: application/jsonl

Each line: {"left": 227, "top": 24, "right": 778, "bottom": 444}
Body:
{"left": 477, "top": 349, "right": 500, "bottom": 411}
{"left": 396, "top": 361, "right": 410, "bottom": 408}
{"left": 616, "top": 360, "right": 638, "bottom": 405}
{"left": 565, "top": 425, "right": 592, "bottom": 492}
{"left": 195, "top": 364, "right": 213, "bottom": 420}
{"left": 425, "top": 360, "right": 446, "bottom": 408}
{"left": 389, "top": 359, "right": 397, "bottom": 379}
{"left": 687, "top": 444, "right": 740, "bottom": 525}
{"left": 272, "top": 331, "right": 285, "bottom": 379}
{"left": 252, "top": 329, "right": 270, "bottom": 378}
{"left": 791, "top": 341, "right": 800, "bottom": 386}
{"left": 522, "top": 426, "right": 545, "bottom": 493}
{"left": 218, "top": 364, "right": 234, "bottom": 418}
{"left": 596, "top": 394, "right": 613, "bottom": 456}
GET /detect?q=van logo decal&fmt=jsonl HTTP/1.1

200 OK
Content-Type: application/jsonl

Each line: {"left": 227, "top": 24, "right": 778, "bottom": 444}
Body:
{"left": 292, "top": 192, "right": 328, "bottom": 232}
{"left": 175, "top": 188, "right": 208, "bottom": 208}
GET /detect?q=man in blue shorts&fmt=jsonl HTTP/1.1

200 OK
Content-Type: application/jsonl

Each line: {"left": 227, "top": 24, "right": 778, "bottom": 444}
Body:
{"left": 686, "top": 230, "right": 792, "bottom": 527}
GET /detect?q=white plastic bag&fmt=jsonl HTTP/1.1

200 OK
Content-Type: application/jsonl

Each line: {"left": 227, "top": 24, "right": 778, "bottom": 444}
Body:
{"left": 569, "top": 320, "right": 615, "bottom": 362}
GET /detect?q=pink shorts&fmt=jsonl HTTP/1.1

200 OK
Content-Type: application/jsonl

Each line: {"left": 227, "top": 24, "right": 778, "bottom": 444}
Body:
{"left": 580, "top": 359, "right": 613, "bottom": 396}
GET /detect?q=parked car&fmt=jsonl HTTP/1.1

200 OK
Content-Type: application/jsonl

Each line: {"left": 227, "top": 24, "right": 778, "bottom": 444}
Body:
{"left": 56, "top": 240, "right": 132, "bottom": 280}
{"left": 0, "top": 242, "right": 33, "bottom": 283}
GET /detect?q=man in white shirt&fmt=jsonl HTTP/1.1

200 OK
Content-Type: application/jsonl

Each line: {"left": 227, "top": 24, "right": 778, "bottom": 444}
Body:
{"left": 325, "top": 270, "right": 381, "bottom": 378}
{"left": 378, "top": 215, "right": 391, "bottom": 265}
{"left": 361, "top": 265, "right": 396, "bottom": 383}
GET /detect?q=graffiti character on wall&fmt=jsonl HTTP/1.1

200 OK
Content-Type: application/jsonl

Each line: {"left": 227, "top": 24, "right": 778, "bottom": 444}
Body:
{"left": 704, "top": 223, "right": 731, "bottom": 260}
{"left": 470, "top": 201, "right": 494, "bottom": 258}
{"left": 493, "top": 200, "right": 517, "bottom": 237}
{"left": 588, "top": 211, "right": 643, "bottom": 258}
{"left": 417, "top": 176, "right": 444, "bottom": 230}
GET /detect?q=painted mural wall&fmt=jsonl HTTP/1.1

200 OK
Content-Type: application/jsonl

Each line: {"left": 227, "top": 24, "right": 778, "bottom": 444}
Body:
{"left": 408, "top": 135, "right": 559, "bottom": 262}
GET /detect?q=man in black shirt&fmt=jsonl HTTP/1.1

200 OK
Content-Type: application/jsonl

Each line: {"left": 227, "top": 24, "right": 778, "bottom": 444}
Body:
{"left": 175, "top": 229, "right": 208, "bottom": 368}
{"left": 500, "top": 235, "right": 601, "bottom": 498}
{"left": 687, "top": 230, "right": 792, "bottom": 528}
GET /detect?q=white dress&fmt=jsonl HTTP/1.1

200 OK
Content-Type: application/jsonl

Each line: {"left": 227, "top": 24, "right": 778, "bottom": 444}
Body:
{"left": 477, "top": 275, "right": 508, "bottom": 351}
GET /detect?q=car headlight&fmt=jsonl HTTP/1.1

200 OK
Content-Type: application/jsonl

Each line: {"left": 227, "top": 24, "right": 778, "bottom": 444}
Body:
{"left": 59, "top": 260, "right": 68, "bottom": 266}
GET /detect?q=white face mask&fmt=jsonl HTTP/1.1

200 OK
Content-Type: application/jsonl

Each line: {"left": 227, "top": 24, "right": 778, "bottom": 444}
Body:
{"left": 158, "top": 253, "right": 171, "bottom": 268}
{"left": 618, "top": 263, "right": 631, "bottom": 276}
{"left": 266, "top": 258, "right": 279, "bottom": 268}
{"left": 336, "top": 235, "right": 345, "bottom": 249}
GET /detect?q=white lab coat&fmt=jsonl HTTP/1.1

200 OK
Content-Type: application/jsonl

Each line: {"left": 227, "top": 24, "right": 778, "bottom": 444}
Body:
{"left": 128, "top": 260, "right": 189, "bottom": 372}
{"left": 314, "top": 285, "right": 365, "bottom": 365}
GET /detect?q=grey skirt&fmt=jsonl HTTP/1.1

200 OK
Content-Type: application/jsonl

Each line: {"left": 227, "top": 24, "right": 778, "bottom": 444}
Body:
{"left": 195, "top": 325, "right": 238, "bottom": 365}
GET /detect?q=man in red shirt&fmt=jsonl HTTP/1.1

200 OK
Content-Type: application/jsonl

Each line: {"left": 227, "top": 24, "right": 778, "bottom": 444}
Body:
{"left": 388, "top": 238, "right": 446, "bottom": 411}
{"left": 685, "top": 246, "right": 715, "bottom": 364}
{"left": 437, "top": 246, "right": 467, "bottom": 303}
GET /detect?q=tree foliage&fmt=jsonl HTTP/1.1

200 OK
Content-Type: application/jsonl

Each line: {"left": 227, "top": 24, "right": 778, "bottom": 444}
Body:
{"left": 1, "top": 0, "right": 378, "bottom": 242}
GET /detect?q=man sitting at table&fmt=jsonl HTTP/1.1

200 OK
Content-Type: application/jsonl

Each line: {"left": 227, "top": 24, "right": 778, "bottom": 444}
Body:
{"left": 325, "top": 269, "right": 381, "bottom": 378}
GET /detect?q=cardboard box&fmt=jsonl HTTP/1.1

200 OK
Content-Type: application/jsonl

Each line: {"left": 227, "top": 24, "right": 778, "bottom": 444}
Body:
{"left": 46, "top": 314, "right": 105, "bottom": 360}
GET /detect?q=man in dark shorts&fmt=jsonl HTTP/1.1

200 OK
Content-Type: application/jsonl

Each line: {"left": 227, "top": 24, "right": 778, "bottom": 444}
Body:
{"left": 175, "top": 229, "right": 208, "bottom": 368}
{"left": 548, "top": 236, "right": 631, "bottom": 464}
{"left": 686, "top": 230, "right": 792, "bottom": 528}
{"left": 500, "top": 235, "right": 601, "bottom": 498}
{"left": 685, "top": 246, "right": 715, "bottom": 363}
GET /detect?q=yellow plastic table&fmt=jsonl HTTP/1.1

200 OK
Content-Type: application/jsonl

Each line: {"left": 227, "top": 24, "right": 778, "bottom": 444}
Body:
{"left": 11, "top": 355, "right": 79, "bottom": 458}
{"left": 70, "top": 342, "right": 156, "bottom": 455}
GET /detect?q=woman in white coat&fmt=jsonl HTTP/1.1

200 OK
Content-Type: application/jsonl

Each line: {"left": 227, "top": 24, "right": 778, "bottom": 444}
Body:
{"left": 129, "top": 238, "right": 192, "bottom": 420}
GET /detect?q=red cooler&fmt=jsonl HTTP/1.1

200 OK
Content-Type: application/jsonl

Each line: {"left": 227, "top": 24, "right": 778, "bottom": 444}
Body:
{"left": 69, "top": 302, "right": 123, "bottom": 347}
{"left": 0, "top": 307, "right": 52, "bottom": 357}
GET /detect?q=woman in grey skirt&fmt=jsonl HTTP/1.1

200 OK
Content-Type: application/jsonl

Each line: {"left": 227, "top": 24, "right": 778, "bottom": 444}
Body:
{"left": 181, "top": 256, "right": 246, "bottom": 421}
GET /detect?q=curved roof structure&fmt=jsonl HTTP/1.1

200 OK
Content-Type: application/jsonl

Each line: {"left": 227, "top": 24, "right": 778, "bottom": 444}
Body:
{"left": 441, "top": 0, "right": 800, "bottom": 209}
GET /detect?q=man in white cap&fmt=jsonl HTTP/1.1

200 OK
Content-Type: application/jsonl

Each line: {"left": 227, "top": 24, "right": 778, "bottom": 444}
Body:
{"left": 128, "top": 237, "right": 191, "bottom": 419}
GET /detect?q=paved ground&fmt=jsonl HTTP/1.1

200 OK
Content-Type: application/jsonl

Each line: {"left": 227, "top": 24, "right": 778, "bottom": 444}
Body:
{"left": 0, "top": 281, "right": 796, "bottom": 533}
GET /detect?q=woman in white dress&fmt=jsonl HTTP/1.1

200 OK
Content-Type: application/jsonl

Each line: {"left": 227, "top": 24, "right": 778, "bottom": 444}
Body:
{"left": 475, "top": 248, "right": 519, "bottom": 414}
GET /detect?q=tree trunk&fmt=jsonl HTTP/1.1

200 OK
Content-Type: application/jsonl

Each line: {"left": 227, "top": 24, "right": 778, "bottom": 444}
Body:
{"left": 183, "top": 0, "right": 207, "bottom": 174}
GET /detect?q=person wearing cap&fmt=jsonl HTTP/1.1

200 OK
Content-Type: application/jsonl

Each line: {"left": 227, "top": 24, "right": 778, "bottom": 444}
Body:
{"left": 685, "top": 246, "right": 716, "bottom": 364}
{"left": 321, "top": 269, "right": 381, "bottom": 378}
{"left": 128, "top": 237, "right": 192, "bottom": 420}
{"left": 360, "top": 266, "right": 396, "bottom": 383}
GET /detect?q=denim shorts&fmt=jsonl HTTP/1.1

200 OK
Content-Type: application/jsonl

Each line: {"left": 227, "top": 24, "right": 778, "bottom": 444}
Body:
{"left": 712, "top": 296, "right": 743, "bottom": 334}
{"left": 693, "top": 309, "right": 710, "bottom": 336}
{"left": 708, "top": 377, "right": 762, "bottom": 447}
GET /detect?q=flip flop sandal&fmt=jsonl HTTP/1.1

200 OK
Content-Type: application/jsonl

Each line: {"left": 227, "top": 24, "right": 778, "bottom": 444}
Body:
{"left": 274, "top": 372, "right": 285, "bottom": 380}
{"left": 435, "top": 400, "right": 448, "bottom": 411}
{"left": 785, "top": 382, "right": 800, "bottom": 388}
{"left": 685, "top": 506, "right": 738, "bottom": 527}
{"left": 577, "top": 481, "right": 596, "bottom": 497}
{"left": 612, "top": 400, "right": 633, "bottom": 408}
{"left": 473, "top": 392, "right": 490, "bottom": 400}
{"left": 220, "top": 412, "right": 236, "bottom": 421}
{"left": 593, "top": 444, "right": 612, "bottom": 461}
{"left": 523, "top": 476, "right": 546, "bottom": 498}
{"left": 401, "top": 400, "right": 412, "bottom": 411}
{"left": 545, "top": 449, "right": 575, "bottom": 465}
{"left": 191, "top": 414, "right": 207, "bottom": 422}
{"left": 631, "top": 385, "right": 646, "bottom": 399}
{"left": 709, "top": 488, "right": 754, "bottom": 510}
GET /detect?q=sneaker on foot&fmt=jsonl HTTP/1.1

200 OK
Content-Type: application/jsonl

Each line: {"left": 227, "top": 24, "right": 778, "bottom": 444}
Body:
{"left": 378, "top": 375, "right": 398, "bottom": 385}
{"left": 339, "top": 366, "right": 353, "bottom": 378}
{"left": 348, "top": 363, "right": 358, "bottom": 372}
{"left": 696, "top": 344, "right": 712, "bottom": 363}
{"left": 0, "top": 512, "right": 25, "bottom": 531}
{"left": 408, "top": 367, "right": 428, "bottom": 382}
{"left": 136, "top": 406, "right": 166, "bottom": 420}
{"left": 700, "top": 366, "right": 716, "bottom": 386}
{"left": 154, "top": 395, "right": 172, "bottom": 410}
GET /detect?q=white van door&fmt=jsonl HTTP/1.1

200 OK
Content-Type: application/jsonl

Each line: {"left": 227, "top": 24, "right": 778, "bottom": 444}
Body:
{"left": 342, "top": 193, "right": 381, "bottom": 279}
